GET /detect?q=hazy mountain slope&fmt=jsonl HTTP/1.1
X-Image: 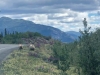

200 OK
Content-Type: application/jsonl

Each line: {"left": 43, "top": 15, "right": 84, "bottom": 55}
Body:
{"left": 66, "top": 31, "right": 81, "bottom": 40}
{"left": 0, "top": 17, "right": 75, "bottom": 42}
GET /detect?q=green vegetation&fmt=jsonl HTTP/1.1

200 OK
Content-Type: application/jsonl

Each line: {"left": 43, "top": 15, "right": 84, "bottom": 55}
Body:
{"left": 0, "top": 31, "right": 51, "bottom": 44}
{"left": 52, "top": 41, "right": 69, "bottom": 74}
{"left": 0, "top": 46, "right": 62, "bottom": 75}
{"left": 0, "top": 18, "right": 100, "bottom": 75}
{"left": 78, "top": 18, "right": 99, "bottom": 75}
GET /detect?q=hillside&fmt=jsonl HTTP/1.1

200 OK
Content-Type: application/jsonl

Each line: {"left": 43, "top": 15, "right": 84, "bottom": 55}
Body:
{"left": 0, "top": 38, "right": 78, "bottom": 75}
{"left": 0, "top": 17, "right": 75, "bottom": 42}
{"left": 1, "top": 19, "right": 100, "bottom": 75}
{"left": 0, "top": 44, "right": 61, "bottom": 75}
{"left": 0, "top": 31, "right": 79, "bottom": 75}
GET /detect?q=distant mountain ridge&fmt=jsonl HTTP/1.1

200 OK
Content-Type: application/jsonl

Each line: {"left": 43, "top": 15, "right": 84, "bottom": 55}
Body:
{"left": 0, "top": 17, "right": 78, "bottom": 42}
{"left": 66, "top": 31, "right": 81, "bottom": 40}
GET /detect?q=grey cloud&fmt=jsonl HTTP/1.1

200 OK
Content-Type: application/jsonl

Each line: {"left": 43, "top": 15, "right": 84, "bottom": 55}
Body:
{"left": 0, "top": 0, "right": 99, "bottom": 14}
{"left": 60, "top": 20, "right": 80, "bottom": 24}
{"left": 1, "top": 8, "right": 65, "bottom": 14}
{"left": 48, "top": 13, "right": 78, "bottom": 20}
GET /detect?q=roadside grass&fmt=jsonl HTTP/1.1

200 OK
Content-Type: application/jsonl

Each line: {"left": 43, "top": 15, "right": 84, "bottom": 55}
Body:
{"left": 0, "top": 45, "right": 62, "bottom": 75}
{"left": 0, "top": 44, "right": 81, "bottom": 75}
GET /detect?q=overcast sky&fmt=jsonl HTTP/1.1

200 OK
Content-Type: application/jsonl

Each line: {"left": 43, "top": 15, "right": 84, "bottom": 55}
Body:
{"left": 0, "top": 0, "right": 100, "bottom": 32}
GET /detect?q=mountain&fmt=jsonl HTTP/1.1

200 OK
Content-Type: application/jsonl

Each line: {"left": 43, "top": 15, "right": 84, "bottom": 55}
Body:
{"left": 0, "top": 17, "right": 75, "bottom": 42}
{"left": 66, "top": 31, "right": 81, "bottom": 40}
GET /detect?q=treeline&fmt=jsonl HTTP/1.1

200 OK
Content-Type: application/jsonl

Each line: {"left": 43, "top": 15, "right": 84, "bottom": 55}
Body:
{"left": 0, "top": 29, "right": 51, "bottom": 44}
{"left": 51, "top": 18, "right": 100, "bottom": 75}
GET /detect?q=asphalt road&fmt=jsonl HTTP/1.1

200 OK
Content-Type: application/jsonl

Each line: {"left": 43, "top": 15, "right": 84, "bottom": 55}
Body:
{"left": 0, "top": 44, "right": 19, "bottom": 63}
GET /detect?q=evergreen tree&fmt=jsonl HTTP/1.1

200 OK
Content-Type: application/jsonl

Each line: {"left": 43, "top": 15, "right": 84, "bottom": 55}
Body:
{"left": 0, "top": 32, "right": 3, "bottom": 42}
{"left": 5, "top": 28, "right": 7, "bottom": 36}
{"left": 0, "top": 32, "right": 3, "bottom": 38}
{"left": 12, "top": 31, "right": 15, "bottom": 35}
{"left": 78, "top": 18, "right": 99, "bottom": 75}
